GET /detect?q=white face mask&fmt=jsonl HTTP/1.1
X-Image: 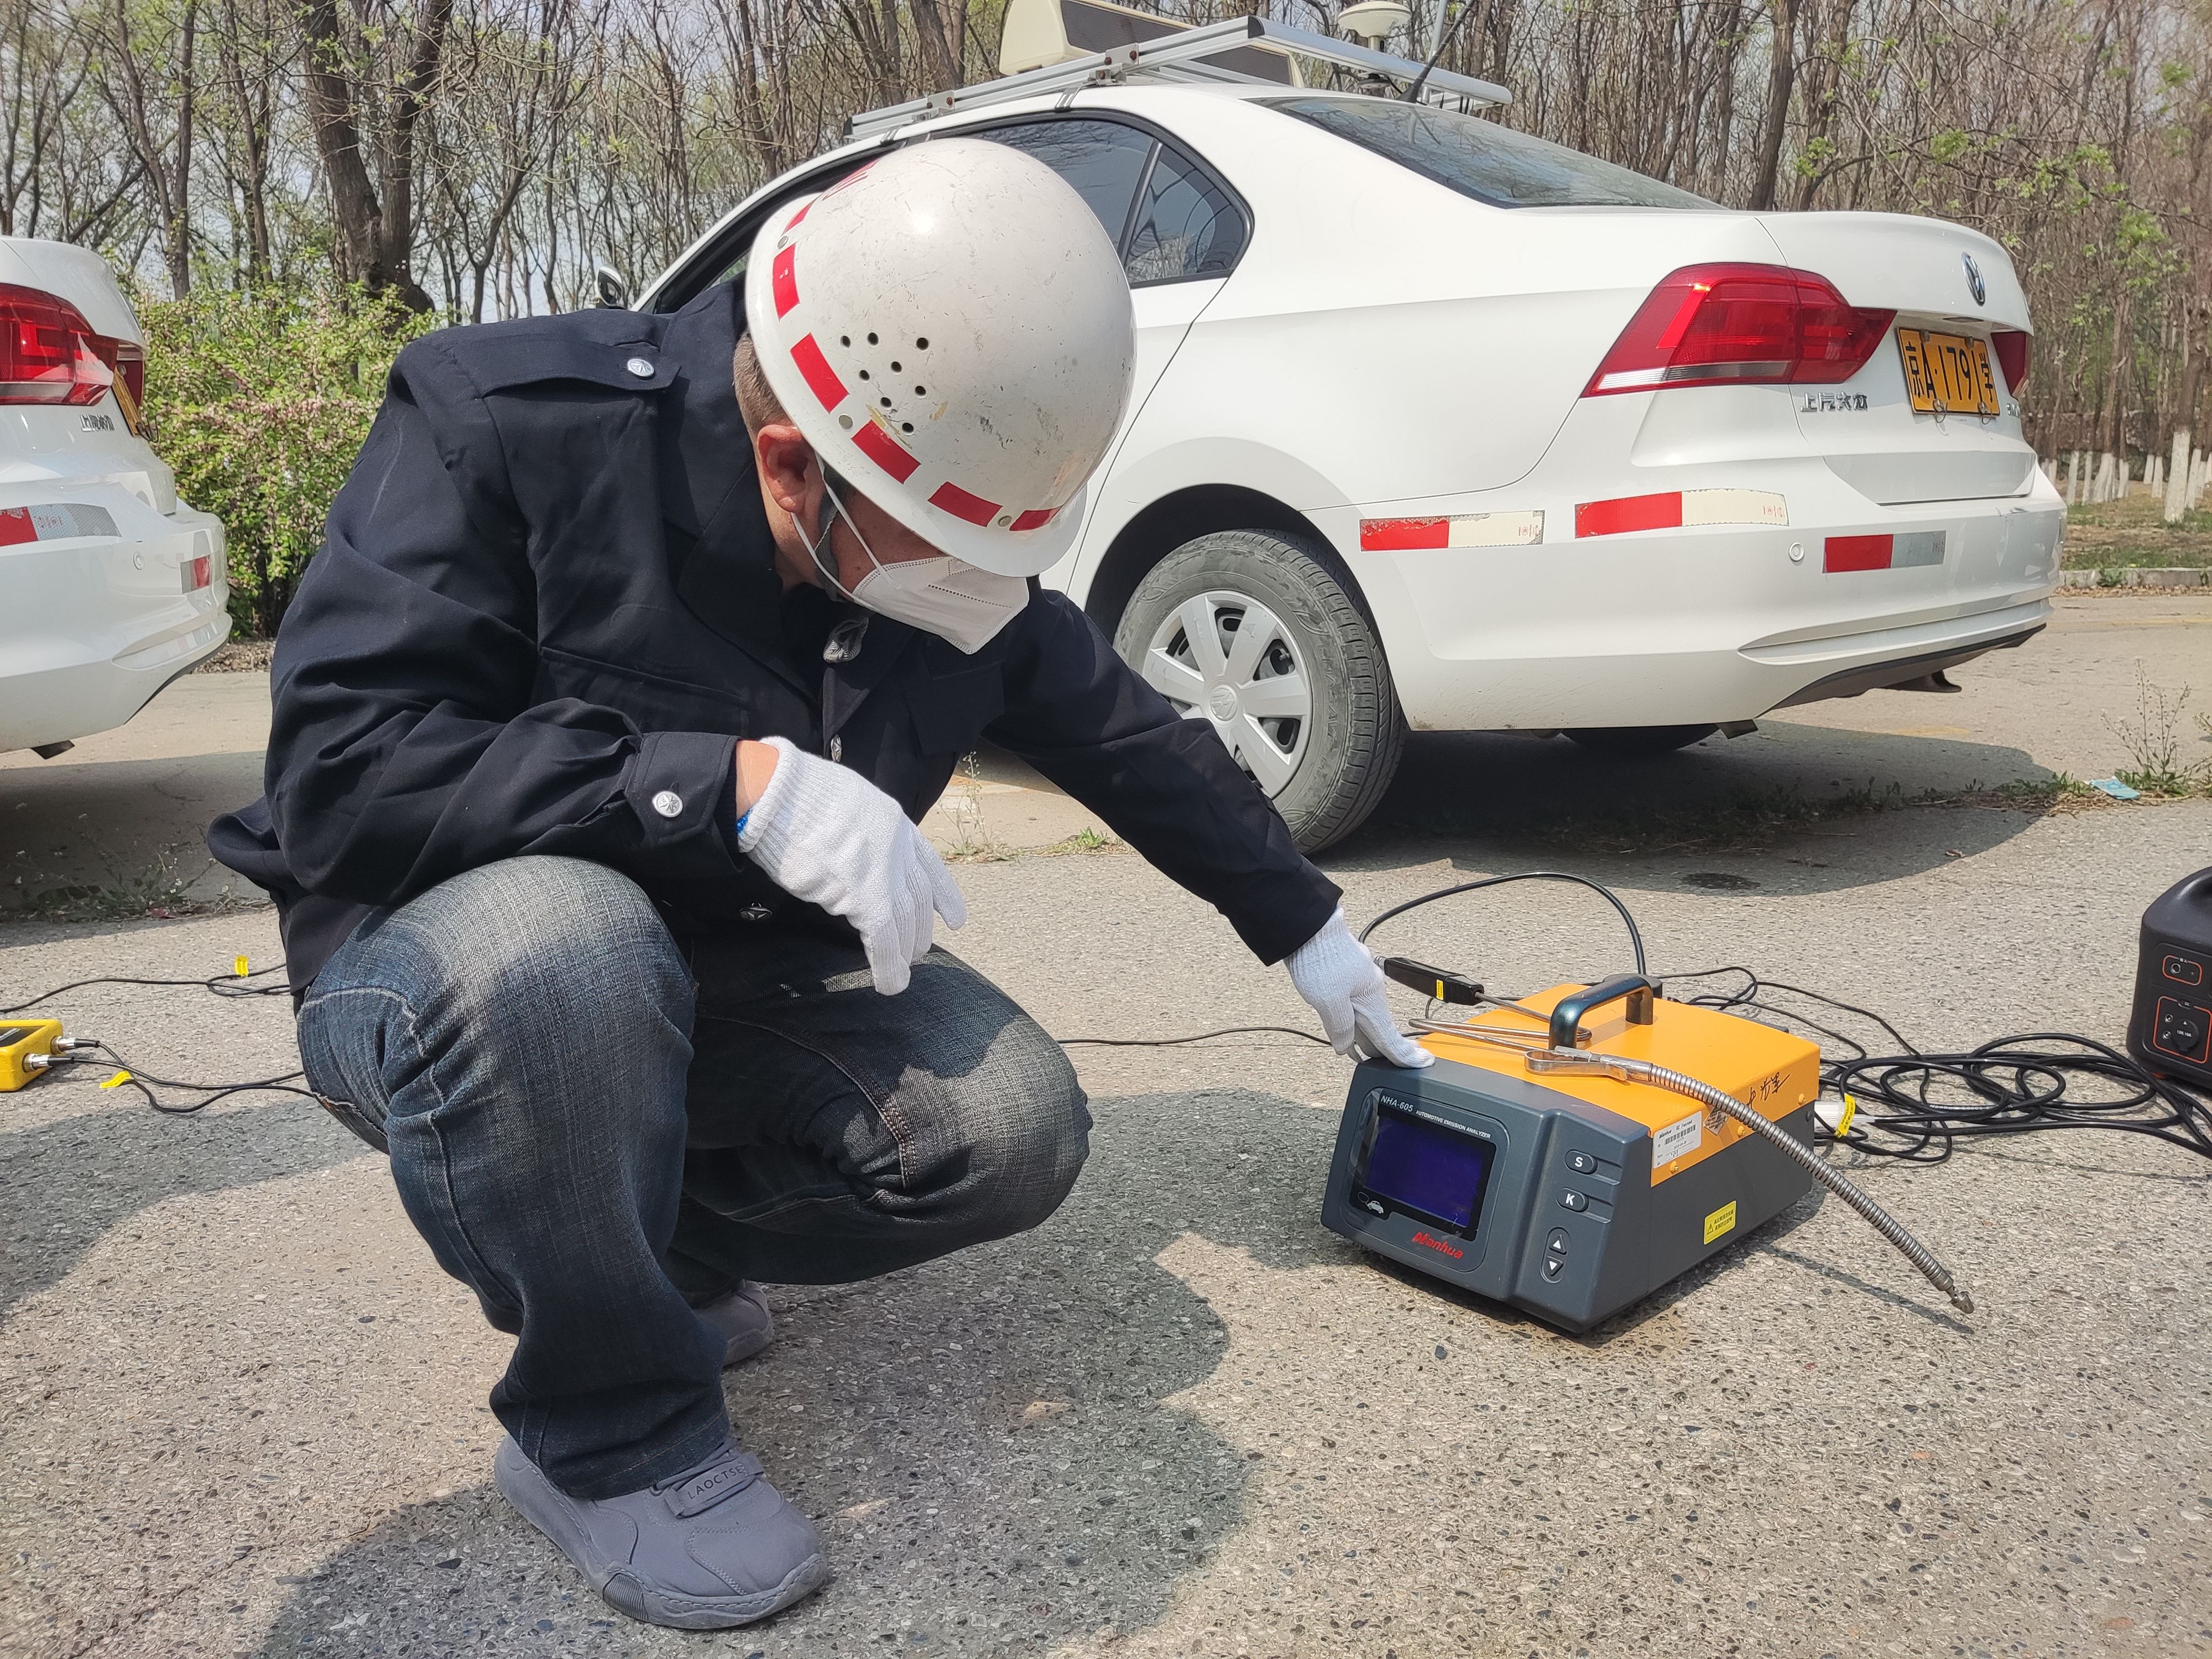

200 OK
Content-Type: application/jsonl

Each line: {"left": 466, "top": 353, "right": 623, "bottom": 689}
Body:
{"left": 801, "top": 469, "right": 1028, "bottom": 654}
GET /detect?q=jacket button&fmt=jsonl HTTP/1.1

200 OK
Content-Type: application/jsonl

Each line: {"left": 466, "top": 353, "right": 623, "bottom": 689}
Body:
{"left": 625, "top": 356, "right": 654, "bottom": 378}
{"left": 651, "top": 789, "right": 684, "bottom": 818}
{"left": 740, "top": 903, "right": 771, "bottom": 921}
{"left": 828, "top": 737, "right": 843, "bottom": 762}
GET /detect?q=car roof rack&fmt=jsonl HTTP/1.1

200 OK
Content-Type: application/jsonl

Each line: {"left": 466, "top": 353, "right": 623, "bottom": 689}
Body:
{"left": 844, "top": 14, "right": 1510, "bottom": 143}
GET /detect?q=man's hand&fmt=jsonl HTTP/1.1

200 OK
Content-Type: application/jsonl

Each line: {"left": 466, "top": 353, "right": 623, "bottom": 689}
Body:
{"left": 1285, "top": 909, "right": 1432, "bottom": 1068}
{"left": 735, "top": 736, "right": 966, "bottom": 994}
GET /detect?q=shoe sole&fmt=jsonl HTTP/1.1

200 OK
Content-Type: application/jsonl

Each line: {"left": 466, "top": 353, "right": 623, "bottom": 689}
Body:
{"left": 495, "top": 1439, "right": 831, "bottom": 1630}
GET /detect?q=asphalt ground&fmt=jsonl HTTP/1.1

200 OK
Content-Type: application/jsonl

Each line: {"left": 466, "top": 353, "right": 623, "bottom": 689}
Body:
{"left": 4, "top": 593, "right": 2211, "bottom": 1658}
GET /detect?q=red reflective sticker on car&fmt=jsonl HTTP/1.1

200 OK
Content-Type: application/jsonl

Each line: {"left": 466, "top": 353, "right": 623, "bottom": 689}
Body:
{"left": 1360, "top": 517, "right": 1449, "bottom": 551}
{"left": 1575, "top": 493, "right": 1684, "bottom": 538}
{"left": 1824, "top": 534, "right": 1893, "bottom": 572}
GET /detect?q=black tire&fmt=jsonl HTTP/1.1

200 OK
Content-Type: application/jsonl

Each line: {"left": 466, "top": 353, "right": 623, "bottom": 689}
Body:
{"left": 1564, "top": 724, "right": 1718, "bottom": 757}
{"left": 1113, "top": 529, "right": 1404, "bottom": 853}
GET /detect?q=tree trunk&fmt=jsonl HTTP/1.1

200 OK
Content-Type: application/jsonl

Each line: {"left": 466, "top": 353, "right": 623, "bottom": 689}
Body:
{"left": 1748, "top": 0, "right": 1796, "bottom": 211}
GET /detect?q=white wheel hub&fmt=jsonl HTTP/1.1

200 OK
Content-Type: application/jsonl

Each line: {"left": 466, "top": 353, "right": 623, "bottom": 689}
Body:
{"left": 1139, "top": 589, "right": 1312, "bottom": 796}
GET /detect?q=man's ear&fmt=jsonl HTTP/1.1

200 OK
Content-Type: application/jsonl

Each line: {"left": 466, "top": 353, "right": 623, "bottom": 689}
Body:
{"left": 754, "top": 423, "right": 816, "bottom": 518}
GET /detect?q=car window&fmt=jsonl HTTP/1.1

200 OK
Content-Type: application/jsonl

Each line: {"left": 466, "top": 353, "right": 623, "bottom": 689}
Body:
{"left": 1124, "top": 144, "right": 1248, "bottom": 285}
{"left": 977, "top": 119, "right": 1157, "bottom": 251}
{"left": 1262, "top": 96, "right": 1713, "bottom": 211}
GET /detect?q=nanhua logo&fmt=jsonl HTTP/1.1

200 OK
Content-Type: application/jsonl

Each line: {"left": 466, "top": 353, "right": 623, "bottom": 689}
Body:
{"left": 1961, "top": 252, "right": 1986, "bottom": 306}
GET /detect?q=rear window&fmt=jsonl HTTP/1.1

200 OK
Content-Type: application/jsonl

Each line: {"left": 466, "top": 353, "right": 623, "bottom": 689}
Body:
{"left": 1262, "top": 96, "right": 1714, "bottom": 211}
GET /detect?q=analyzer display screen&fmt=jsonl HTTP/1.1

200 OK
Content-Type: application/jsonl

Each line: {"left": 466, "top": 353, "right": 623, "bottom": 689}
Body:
{"left": 1358, "top": 1102, "right": 1494, "bottom": 1233}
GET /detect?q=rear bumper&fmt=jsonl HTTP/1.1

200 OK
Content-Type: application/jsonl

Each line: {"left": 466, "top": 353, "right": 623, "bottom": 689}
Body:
{"left": 1327, "top": 419, "right": 2063, "bottom": 731}
{"left": 0, "top": 484, "right": 231, "bottom": 752}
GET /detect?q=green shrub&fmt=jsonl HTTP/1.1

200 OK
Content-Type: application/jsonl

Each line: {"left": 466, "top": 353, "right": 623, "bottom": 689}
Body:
{"left": 135, "top": 284, "right": 439, "bottom": 638}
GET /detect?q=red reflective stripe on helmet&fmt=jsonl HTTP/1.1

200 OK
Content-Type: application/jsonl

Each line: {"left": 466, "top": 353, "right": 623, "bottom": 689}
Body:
{"left": 789, "top": 333, "right": 847, "bottom": 411}
{"left": 0, "top": 508, "right": 33, "bottom": 547}
{"left": 1360, "top": 517, "right": 1448, "bottom": 551}
{"left": 771, "top": 246, "right": 799, "bottom": 318}
{"left": 787, "top": 201, "right": 810, "bottom": 227}
{"left": 852, "top": 419, "right": 920, "bottom": 482}
{"left": 928, "top": 481, "right": 1000, "bottom": 526}
{"left": 1009, "top": 507, "right": 1056, "bottom": 533}
{"left": 1575, "top": 492, "right": 1683, "bottom": 537}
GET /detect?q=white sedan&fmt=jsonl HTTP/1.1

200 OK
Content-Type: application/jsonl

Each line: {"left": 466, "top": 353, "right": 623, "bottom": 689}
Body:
{"left": 0, "top": 238, "right": 229, "bottom": 757}
{"left": 640, "top": 27, "right": 2060, "bottom": 850}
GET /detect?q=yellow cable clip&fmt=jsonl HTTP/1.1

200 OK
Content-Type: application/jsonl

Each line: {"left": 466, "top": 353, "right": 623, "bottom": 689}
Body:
{"left": 234, "top": 955, "right": 250, "bottom": 978}
{"left": 100, "top": 1070, "right": 133, "bottom": 1090}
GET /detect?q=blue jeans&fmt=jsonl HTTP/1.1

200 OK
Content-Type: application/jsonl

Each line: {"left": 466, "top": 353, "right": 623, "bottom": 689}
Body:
{"left": 295, "top": 855, "right": 1089, "bottom": 1500}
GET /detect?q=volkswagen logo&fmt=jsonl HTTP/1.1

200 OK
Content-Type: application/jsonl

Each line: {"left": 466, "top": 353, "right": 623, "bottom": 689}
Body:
{"left": 1962, "top": 252, "right": 1986, "bottom": 306}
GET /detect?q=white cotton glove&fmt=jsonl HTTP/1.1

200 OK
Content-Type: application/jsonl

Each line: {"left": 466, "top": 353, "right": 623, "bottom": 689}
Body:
{"left": 1285, "top": 908, "right": 1433, "bottom": 1068}
{"left": 737, "top": 735, "right": 967, "bottom": 995}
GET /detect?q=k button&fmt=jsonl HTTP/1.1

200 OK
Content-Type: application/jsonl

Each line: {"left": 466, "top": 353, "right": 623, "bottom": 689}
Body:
{"left": 1561, "top": 1190, "right": 1588, "bottom": 1212}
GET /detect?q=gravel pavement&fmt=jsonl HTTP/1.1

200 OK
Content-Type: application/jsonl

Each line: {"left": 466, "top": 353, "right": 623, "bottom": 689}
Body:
{"left": 3, "top": 598, "right": 2211, "bottom": 1659}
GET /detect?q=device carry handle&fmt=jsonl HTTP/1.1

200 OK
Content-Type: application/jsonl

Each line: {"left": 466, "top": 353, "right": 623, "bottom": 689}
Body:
{"left": 1548, "top": 974, "right": 1656, "bottom": 1051}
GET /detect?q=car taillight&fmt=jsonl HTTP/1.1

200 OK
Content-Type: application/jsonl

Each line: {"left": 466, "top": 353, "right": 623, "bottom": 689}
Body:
{"left": 183, "top": 553, "right": 212, "bottom": 592}
{"left": 0, "top": 281, "right": 126, "bottom": 409}
{"left": 1583, "top": 263, "right": 1896, "bottom": 396}
{"left": 1991, "top": 329, "right": 2030, "bottom": 394}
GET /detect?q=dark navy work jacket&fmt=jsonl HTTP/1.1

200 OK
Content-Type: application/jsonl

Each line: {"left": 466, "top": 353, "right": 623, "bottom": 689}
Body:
{"left": 207, "top": 283, "right": 1338, "bottom": 990}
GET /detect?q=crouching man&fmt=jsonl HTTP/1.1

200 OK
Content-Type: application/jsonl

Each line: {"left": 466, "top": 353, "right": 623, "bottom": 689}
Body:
{"left": 209, "top": 140, "right": 1427, "bottom": 1631}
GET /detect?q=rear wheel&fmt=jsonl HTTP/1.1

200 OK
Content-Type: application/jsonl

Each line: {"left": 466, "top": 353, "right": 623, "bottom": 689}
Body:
{"left": 1114, "top": 530, "right": 1402, "bottom": 853}
{"left": 1564, "top": 724, "right": 1718, "bottom": 757}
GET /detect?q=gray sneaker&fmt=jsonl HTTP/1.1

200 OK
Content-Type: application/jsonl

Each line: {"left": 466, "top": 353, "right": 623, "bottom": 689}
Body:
{"left": 495, "top": 1436, "right": 830, "bottom": 1629}
{"left": 694, "top": 1281, "right": 775, "bottom": 1366}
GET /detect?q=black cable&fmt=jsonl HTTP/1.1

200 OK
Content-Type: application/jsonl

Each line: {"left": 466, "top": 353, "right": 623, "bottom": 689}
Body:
{"left": 1358, "top": 871, "right": 1647, "bottom": 975}
{"left": 1661, "top": 966, "right": 2212, "bottom": 1164}
{"left": 1058, "top": 1025, "right": 1331, "bottom": 1049}
{"left": 40, "top": 1039, "right": 315, "bottom": 1118}
{"left": 3, "top": 963, "right": 290, "bottom": 1016}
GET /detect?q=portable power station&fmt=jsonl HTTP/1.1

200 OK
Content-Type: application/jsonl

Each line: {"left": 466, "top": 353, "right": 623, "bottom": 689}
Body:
{"left": 2129, "top": 866, "right": 2212, "bottom": 1091}
{"left": 1323, "top": 978, "right": 1827, "bottom": 1332}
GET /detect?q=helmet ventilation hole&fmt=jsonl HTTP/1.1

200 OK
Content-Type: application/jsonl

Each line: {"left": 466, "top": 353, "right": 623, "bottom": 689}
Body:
{"left": 867, "top": 332, "right": 879, "bottom": 345}
{"left": 840, "top": 335, "right": 851, "bottom": 347}
{"left": 858, "top": 369, "right": 870, "bottom": 380}
{"left": 890, "top": 361, "right": 901, "bottom": 372}
{"left": 915, "top": 337, "right": 928, "bottom": 349}
{"left": 879, "top": 397, "right": 891, "bottom": 408}
{"left": 901, "top": 422, "right": 914, "bottom": 432}
{"left": 837, "top": 414, "right": 853, "bottom": 430}
{"left": 914, "top": 385, "right": 926, "bottom": 396}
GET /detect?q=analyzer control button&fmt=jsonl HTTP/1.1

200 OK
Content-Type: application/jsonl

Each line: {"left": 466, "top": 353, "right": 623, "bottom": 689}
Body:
{"left": 1566, "top": 1150, "right": 1597, "bottom": 1173}
{"left": 1560, "top": 1190, "right": 1588, "bottom": 1212}
{"left": 1542, "top": 1256, "right": 1566, "bottom": 1281}
{"left": 1547, "top": 1229, "right": 1569, "bottom": 1256}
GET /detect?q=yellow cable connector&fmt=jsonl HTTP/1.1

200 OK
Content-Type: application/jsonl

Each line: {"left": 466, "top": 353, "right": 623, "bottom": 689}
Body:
{"left": 1835, "top": 1093, "right": 1858, "bottom": 1136}
{"left": 234, "top": 955, "right": 250, "bottom": 978}
{"left": 100, "top": 1070, "right": 132, "bottom": 1090}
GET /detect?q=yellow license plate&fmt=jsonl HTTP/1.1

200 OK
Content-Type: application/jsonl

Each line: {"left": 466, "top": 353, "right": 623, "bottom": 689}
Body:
{"left": 1896, "top": 327, "right": 2001, "bottom": 417}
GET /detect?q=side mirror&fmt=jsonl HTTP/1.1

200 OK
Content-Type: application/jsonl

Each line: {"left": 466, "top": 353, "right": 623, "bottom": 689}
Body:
{"left": 593, "top": 263, "right": 630, "bottom": 310}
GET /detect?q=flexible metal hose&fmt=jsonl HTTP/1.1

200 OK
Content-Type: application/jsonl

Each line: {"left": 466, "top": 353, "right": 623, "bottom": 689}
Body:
{"left": 1602, "top": 1055, "right": 1974, "bottom": 1314}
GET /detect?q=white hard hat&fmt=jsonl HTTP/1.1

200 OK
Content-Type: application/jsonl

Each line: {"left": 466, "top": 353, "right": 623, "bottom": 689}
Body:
{"left": 743, "top": 137, "right": 1137, "bottom": 578}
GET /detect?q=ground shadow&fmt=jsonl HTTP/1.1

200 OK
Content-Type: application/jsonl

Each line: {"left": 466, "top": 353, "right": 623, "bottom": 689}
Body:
{"left": 1329, "top": 722, "right": 2069, "bottom": 896}
{"left": 0, "top": 1078, "right": 369, "bottom": 1317}
{"left": 251, "top": 1085, "right": 1364, "bottom": 1657}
